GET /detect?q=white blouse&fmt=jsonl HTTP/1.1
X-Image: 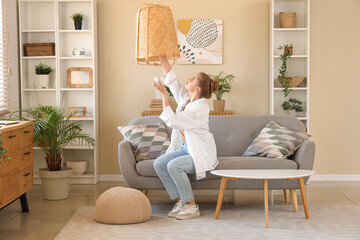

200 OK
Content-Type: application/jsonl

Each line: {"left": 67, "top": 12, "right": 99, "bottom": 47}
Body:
{"left": 159, "top": 69, "right": 218, "bottom": 180}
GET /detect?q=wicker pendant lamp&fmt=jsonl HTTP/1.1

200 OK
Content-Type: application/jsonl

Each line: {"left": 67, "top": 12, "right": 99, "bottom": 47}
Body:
{"left": 136, "top": 4, "right": 180, "bottom": 65}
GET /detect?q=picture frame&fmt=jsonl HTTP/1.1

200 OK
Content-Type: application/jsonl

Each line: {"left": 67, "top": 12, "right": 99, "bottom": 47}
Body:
{"left": 68, "top": 107, "right": 87, "bottom": 118}
{"left": 67, "top": 67, "right": 93, "bottom": 88}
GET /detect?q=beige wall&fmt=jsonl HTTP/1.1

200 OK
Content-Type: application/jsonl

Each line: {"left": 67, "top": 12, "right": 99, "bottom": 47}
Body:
{"left": 97, "top": 0, "right": 360, "bottom": 175}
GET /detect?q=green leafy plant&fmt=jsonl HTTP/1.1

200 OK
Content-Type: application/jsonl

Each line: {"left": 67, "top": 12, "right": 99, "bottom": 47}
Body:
{"left": 70, "top": 12, "right": 84, "bottom": 23}
{"left": 10, "top": 106, "right": 95, "bottom": 171}
{"left": 35, "top": 62, "right": 53, "bottom": 75}
{"left": 277, "top": 44, "right": 293, "bottom": 97}
{"left": 281, "top": 98, "right": 303, "bottom": 112}
{"left": 165, "top": 86, "right": 173, "bottom": 97}
{"left": 0, "top": 127, "right": 10, "bottom": 164}
{"left": 209, "top": 72, "right": 235, "bottom": 100}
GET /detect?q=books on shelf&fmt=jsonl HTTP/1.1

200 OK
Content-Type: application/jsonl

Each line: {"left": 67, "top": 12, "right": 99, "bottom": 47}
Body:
{"left": 149, "top": 99, "right": 163, "bottom": 112}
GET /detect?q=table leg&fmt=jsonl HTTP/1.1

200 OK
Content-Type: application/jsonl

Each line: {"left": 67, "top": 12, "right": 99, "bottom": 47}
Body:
{"left": 290, "top": 189, "right": 298, "bottom": 212}
{"left": 214, "top": 177, "right": 228, "bottom": 220}
{"left": 283, "top": 189, "right": 289, "bottom": 202}
{"left": 264, "top": 179, "right": 269, "bottom": 228}
{"left": 298, "top": 177, "right": 309, "bottom": 219}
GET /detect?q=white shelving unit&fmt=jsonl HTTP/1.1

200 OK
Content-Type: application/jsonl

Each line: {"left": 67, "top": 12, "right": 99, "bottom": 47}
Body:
{"left": 270, "top": 0, "right": 310, "bottom": 132}
{"left": 18, "top": 0, "right": 99, "bottom": 184}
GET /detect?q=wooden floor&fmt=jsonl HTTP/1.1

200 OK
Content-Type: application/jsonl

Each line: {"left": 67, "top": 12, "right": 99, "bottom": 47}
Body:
{"left": 0, "top": 181, "right": 359, "bottom": 239}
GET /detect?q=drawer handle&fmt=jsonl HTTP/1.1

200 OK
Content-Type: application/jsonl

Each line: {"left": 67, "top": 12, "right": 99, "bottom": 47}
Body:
{"left": 24, "top": 152, "right": 31, "bottom": 156}
{"left": 9, "top": 135, "right": 17, "bottom": 138}
{"left": 24, "top": 130, "right": 31, "bottom": 134}
{"left": 24, "top": 173, "right": 31, "bottom": 177}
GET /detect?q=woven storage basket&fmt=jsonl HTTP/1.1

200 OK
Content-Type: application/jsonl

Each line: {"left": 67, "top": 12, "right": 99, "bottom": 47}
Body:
{"left": 277, "top": 77, "right": 305, "bottom": 87}
{"left": 24, "top": 43, "right": 55, "bottom": 56}
{"left": 136, "top": 4, "right": 179, "bottom": 65}
{"left": 279, "top": 12, "right": 296, "bottom": 28}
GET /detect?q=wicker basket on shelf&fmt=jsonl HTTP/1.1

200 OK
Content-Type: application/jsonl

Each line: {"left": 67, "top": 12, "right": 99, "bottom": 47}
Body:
{"left": 276, "top": 77, "right": 305, "bottom": 87}
{"left": 24, "top": 43, "right": 55, "bottom": 56}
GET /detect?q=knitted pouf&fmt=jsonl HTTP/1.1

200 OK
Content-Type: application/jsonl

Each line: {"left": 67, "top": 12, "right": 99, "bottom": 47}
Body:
{"left": 94, "top": 187, "right": 151, "bottom": 224}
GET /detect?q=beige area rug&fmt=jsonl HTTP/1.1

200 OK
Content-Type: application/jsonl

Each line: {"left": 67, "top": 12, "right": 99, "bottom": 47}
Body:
{"left": 55, "top": 204, "right": 360, "bottom": 240}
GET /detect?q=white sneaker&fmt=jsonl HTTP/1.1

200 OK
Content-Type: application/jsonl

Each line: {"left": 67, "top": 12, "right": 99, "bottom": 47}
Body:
{"left": 175, "top": 204, "right": 200, "bottom": 220}
{"left": 168, "top": 201, "right": 184, "bottom": 218}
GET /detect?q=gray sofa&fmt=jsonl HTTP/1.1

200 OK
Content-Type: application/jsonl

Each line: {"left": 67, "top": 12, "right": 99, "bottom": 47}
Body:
{"left": 118, "top": 115, "right": 315, "bottom": 191}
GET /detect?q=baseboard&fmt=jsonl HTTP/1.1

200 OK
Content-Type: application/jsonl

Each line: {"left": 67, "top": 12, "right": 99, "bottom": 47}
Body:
{"left": 99, "top": 174, "right": 125, "bottom": 181}
{"left": 310, "top": 174, "right": 360, "bottom": 181}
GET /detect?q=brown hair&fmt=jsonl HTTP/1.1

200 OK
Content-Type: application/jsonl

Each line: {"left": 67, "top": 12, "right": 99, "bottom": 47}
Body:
{"left": 197, "top": 72, "right": 219, "bottom": 99}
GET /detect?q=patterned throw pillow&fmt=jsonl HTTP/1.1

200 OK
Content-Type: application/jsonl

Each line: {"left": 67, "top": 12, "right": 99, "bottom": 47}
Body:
{"left": 118, "top": 123, "right": 170, "bottom": 162}
{"left": 242, "top": 121, "right": 308, "bottom": 158}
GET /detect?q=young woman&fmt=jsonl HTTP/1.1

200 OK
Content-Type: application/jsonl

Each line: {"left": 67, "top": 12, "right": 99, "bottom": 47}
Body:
{"left": 152, "top": 56, "right": 219, "bottom": 220}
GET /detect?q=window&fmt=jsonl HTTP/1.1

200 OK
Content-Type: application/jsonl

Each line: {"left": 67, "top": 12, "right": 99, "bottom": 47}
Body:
{"left": 0, "top": 0, "right": 10, "bottom": 115}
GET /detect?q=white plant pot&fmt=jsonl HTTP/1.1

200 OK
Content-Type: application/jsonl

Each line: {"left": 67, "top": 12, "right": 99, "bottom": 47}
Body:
{"left": 36, "top": 74, "right": 50, "bottom": 88}
{"left": 66, "top": 160, "right": 88, "bottom": 175}
{"left": 287, "top": 109, "right": 296, "bottom": 118}
{"left": 39, "top": 167, "right": 72, "bottom": 200}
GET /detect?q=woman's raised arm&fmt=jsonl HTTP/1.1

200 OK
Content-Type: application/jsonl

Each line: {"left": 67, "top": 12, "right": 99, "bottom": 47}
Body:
{"left": 160, "top": 56, "right": 171, "bottom": 74}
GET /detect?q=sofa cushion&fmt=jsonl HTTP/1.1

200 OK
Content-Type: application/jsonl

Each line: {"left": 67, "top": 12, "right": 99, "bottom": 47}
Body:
{"left": 242, "top": 121, "right": 308, "bottom": 158}
{"left": 136, "top": 156, "right": 298, "bottom": 181}
{"left": 118, "top": 123, "right": 170, "bottom": 162}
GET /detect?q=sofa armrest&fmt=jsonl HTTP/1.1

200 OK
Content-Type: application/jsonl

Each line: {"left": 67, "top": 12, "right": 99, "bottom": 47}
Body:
{"left": 291, "top": 139, "right": 315, "bottom": 170}
{"left": 118, "top": 140, "right": 140, "bottom": 186}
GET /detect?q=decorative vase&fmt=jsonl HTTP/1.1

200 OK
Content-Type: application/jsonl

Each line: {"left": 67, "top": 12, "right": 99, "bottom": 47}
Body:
{"left": 279, "top": 12, "right": 296, "bottom": 28}
{"left": 287, "top": 109, "right": 296, "bottom": 118}
{"left": 39, "top": 167, "right": 73, "bottom": 200}
{"left": 74, "top": 22, "right": 82, "bottom": 30}
{"left": 66, "top": 160, "right": 88, "bottom": 175}
{"left": 213, "top": 100, "right": 225, "bottom": 113}
{"left": 36, "top": 74, "right": 49, "bottom": 88}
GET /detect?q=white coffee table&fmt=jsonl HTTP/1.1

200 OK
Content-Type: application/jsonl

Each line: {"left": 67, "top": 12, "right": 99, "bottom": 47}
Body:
{"left": 211, "top": 169, "right": 315, "bottom": 228}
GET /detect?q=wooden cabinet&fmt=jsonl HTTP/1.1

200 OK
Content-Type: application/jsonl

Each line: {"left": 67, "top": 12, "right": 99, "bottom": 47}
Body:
{"left": 0, "top": 121, "right": 33, "bottom": 211}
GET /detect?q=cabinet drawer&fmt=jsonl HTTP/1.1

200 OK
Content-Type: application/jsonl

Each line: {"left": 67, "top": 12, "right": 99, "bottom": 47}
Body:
{"left": 2, "top": 129, "right": 20, "bottom": 153}
{"left": 2, "top": 152, "right": 20, "bottom": 176}
{"left": 20, "top": 146, "right": 33, "bottom": 170}
{"left": 19, "top": 125, "right": 33, "bottom": 149}
{"left": 19, "top": 167, "right": 33, "bottom": 194}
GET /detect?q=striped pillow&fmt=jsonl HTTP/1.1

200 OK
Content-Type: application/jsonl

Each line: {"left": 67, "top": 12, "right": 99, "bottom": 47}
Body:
{"left": 118, "top": 123, "right": 170, "bottom": 162}
{"left": 242, "top": 121, "right": 308, "bottom": 158}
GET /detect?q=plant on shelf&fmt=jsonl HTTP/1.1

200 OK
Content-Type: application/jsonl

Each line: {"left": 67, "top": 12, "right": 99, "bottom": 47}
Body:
{"left": 0, "top": 127, "right": 10, "bottom": 165}
{"left": 277, "top": 44, "right": 293, "bottom": 97}
{"left": 210, "top": 71, "right": 235, "bottom": 112}
{"left": 71, "top": 12, "right": 84, "bottom": 30}
{"left": 10, "top": 105, "right": 95, "bottom": 200}
{"left": 281, "top": 98, "right": 303, "bottom": 117}
{"left": 34, "top": 62, "right": 53, "bottom": 89}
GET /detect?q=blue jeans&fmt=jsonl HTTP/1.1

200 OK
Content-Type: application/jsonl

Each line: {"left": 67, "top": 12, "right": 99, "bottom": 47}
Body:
{"left": 153, "top": 143, "right": 195, "bottom": 203}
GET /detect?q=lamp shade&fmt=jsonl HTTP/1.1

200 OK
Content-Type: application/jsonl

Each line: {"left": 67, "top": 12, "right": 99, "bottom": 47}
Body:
{"left": 136, "top": 4, "right": 180, "bottom": 65}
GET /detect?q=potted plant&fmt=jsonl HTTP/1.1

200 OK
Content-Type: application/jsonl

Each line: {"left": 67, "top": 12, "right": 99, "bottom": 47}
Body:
{"left": 0, "top": 127, "right": 10, "bottom": 164}
{"left": 210, "top": 71, "right": 235, "bottom": 112}
{"left": 35, "top": 62, "right": 53, "bottom": 89}
{"left": 165, "top": 86, "right": 178, "bottom": 111}
{"left": 71, "top": 12, "right": 84, "bottom": 30}
{"left": 10, "top": 105, "right": 95, "bottom": 200}
{"left": 277, "top": 44, "right": 293, "bottom": 97}
{"left": 281, "top": 98, "right": 303, "bottom": 118}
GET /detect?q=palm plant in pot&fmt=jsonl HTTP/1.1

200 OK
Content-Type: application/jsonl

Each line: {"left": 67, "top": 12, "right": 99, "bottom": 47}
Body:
{"left": 11, "top": 105, "right": 95, "bottom": 200}
{"left": 210, "top": 72, "right": 235, "bottom": 112}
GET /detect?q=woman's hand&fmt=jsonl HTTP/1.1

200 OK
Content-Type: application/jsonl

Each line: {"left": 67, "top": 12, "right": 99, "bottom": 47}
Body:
{"left": 153, "top": 79, "right": 167, "bottom": 96}
{"left": 153, "top": 79, "right": 169, "bottom": 109}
